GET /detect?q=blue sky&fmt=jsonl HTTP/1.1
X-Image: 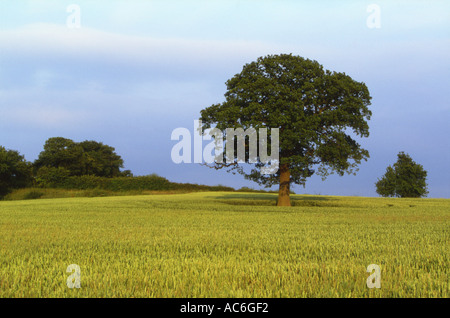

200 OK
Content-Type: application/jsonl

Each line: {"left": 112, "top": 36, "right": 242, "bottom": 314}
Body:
{"left": 0, "top": 0, "right": 449, "bottom": 198}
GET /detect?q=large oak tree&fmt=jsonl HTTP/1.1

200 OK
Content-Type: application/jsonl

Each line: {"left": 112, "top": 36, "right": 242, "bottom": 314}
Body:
{"left": 200, "top": 54, "right": 372, "bottom": 206}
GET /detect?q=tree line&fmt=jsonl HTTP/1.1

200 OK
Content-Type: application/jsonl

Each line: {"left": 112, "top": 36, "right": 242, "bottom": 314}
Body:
{"left": 1, "top": 137, "right": 428, "bottom": 199}
{"left": 0, "top": 137, "right": 130, "bottom": 196}
{"left": 0, "top": 137, "right": 237, "bottom": 198}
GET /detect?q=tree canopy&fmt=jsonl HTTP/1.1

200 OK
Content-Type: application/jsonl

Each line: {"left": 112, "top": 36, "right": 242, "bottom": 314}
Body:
{"left": 200, "top": 54, "right": 372, "bottom": 206}
{"left": 376, "top": 152, "right": 428, "bottom": 198}
{"left": 34, "top": 137, "right": 125, "bottom": 178}
{"left": 0, "top": 146, "right": 32, "bottom": 197}
{"left": 78, "top": 140, "right": 125, "bottom": 177}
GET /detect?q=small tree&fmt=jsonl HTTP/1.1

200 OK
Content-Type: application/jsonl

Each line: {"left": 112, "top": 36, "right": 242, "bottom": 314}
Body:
{"left": 376, "top": 152, "right": 428, "bottom": 198}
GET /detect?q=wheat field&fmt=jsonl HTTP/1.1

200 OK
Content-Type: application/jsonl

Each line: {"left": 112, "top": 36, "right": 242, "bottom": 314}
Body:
{"left": 0, "top": 192, "right": 448, "bottom": 297}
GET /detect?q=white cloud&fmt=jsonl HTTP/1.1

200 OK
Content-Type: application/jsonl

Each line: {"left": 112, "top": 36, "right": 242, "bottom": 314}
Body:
{"left": 0, "top": 102, "right": 86, "bottom": 129}
{"left": 0, "top": 23, "right": 277, "bottom": 68}
{"left": 33, "top": 69, "right": 57, "bottom": 89}
{"left": 2, "top": 22, "right": 448, "bottom": 89}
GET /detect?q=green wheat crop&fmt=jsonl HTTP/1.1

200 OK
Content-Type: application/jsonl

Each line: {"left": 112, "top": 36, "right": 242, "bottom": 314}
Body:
{"left": 0, "top": 192, "right": 448, "bottom": 297}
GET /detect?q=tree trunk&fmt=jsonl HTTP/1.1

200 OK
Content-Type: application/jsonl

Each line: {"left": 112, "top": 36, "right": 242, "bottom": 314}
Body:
{"left": 277, "top": 164, "right": 291, "bottom": 206}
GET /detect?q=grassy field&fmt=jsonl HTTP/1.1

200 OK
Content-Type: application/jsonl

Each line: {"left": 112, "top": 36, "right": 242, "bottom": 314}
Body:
{"left": 0, "top": 192, "right": 448, "bottom": 297}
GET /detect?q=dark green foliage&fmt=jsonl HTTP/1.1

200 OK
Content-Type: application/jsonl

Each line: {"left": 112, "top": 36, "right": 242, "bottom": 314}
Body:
{"left": 36, "top": 173, "right": 235, "bottom": 192}
{"left": 56, "top": 174, "right": 172, "bottom": 191}
{"left": 78, "top": 140, "right": 124, "bottom": 177}
{"left": 120, "top": 170, "right": 133, "bottom": 177}
{"left": 236, "top": 186, "right": 280, "bottom": 194}
{"left": 23, "top": 190, "right": 44, "bottom": 200}
{"left": 169, "top": 183, "right": 235, "bottom": 192}
{"left": 34, "top": 137, "right": 85, "bottom": 176}
{"left": 0, "top": 146, "right": 32, "bottom": 197}
{"left": 34, "top": 137, "right": 125, "bottom": 178}
{"left": 375, "top": 166, "right": 396, "bottom": 197}
{"left": 35, "top": 166, "right": 71, "bottom": 188}
{"left": 200, "top": 54, "right": 372, "bottom": 188}
{"left": 376, "top": 152, "right": 428, "bottom": 198}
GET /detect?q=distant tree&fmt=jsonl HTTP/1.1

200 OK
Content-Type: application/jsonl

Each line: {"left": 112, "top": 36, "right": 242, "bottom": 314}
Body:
{"left": 376, "top": 152, "right": 428, "bottom": 198}
{"left": 34, "top": 137, "right": 125, "bottom": 178}
{"left": 0, "top": 146, "right": 32, "bottom": 196}
{"left": 78, "top": 140, "right": 124, "bottom": 177}
{"left": 374, "top": 165, "right": 396, "bottom": 197}
{"left": 34, "top": 137, "right": 85, "bottom": 176}
{"left": 200, "top": 54, "right": 372, "bottom": 206}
